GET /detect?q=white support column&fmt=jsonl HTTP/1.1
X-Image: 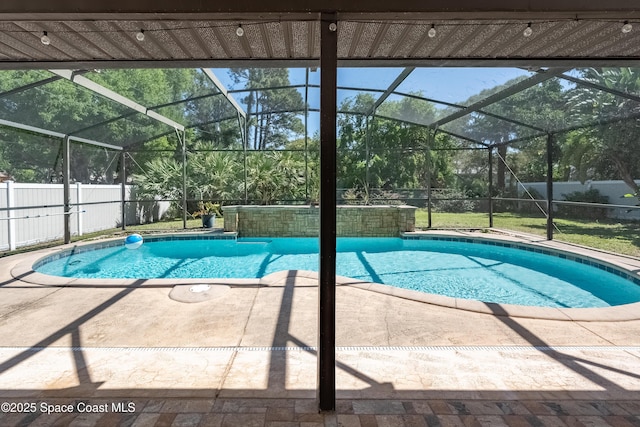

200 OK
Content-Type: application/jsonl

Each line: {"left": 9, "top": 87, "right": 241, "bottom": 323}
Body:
{"left": 76, "top": 182, "right": 83, "bottom": 236}
{"left": 6, "top": 181, "right": 15, "bottom": 251}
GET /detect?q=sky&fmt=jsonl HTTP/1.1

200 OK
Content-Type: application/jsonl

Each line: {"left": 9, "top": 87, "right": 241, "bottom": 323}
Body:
{"left": 211, "top": 67, "right": 531, "bottom": 105}
{"left": 209, "top": 67, "right": 534, "bottom": 135}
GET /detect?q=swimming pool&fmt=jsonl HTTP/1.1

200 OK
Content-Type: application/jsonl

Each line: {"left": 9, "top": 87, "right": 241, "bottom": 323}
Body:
{"left": 33, "top": 236, "right": 640, "bottom": 309}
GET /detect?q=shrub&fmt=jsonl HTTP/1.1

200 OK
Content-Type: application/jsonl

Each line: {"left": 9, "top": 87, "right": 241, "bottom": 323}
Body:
{"left": 431, "top": 189, "right": 478, "bottom": 213}
{"left": 341, "top": 188, "right": 362, "bottom": 205}
{"left": 515, "top": 187, "right": 545, "bottom": 214}
{"left": 341, "top": 187, "right": 403, "bottom": 205}
{"left": 557, "top": 188, "right": 610, "bottom": 220}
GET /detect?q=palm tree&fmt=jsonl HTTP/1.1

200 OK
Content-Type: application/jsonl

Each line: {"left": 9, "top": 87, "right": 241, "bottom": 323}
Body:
{"left": 245, "top": 151, "right": 305, "bottom": 204}
{"left": 133, "top": 156, "right": 186, "bottom": 204}
{"left": 568, "top": 67, "right": 640, "bottom": 193}
{"left": 189, "top": 145, "right": 243, "bottom": 202}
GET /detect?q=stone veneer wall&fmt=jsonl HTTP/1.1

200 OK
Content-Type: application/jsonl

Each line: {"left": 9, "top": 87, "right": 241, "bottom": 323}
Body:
{"left": 223, "top": 205, "right": 416, "bottom": 237}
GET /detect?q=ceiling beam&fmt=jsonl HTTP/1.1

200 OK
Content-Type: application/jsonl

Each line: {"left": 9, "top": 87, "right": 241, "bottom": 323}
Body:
{"left": 429, "top": 67, "right": 570, "bottom": 129}
{"left": 365, "top": 66, "right": 414, "bottom": 116}
{"left": 430, "top": 128, "right": 486, "bottom": 146}
{"left": 0, "top": 70, "right": 92, "bottom": 100}
{"left": 201, "top": 68, "right": 247, "bottom": 118}
{"left": 0, "top": 117, "right": 124, "bottom": 150}
{"left": 558, "top": 72, "right": 640, "bottom": 104}
{"left": 392, "top": 90, "right": 546, "bottom": 132}
{"left": 2, "top": 58, "right": 640, "bottom": 71}
{"left": 49, "top": 69, "right": 186, "bottom": 131}
{"left": 0, "top": 75, "right": 61, "bottom": 99}
{"left": 0, "top": 117, "right": 64, "bottom": 139}
{"left": 0, "top": 1, "right": 638, "bottom": 18}
{"left": 67, "top": 135, "right": 125, "bottom": 151}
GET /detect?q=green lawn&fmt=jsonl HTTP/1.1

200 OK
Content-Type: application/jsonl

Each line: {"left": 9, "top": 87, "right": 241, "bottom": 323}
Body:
{"left": 0, "top": 217, "right": 224, "bottom": 258}
{"left": 126, "top": 217, "right": 223, "bottom": 231}
{"left": 418, "top": 210, "right": 640, "bottom": 258}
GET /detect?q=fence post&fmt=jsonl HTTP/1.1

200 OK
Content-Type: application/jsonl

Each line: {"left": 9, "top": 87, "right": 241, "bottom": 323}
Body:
{"left": 546, "top": 134, "right": 554, "bottom": 241}
{"left": 121, "top": 151, "right": 126, "bottom": 231}
{"left": 63, "top": 136, "right": 71, "bottom": 244}
{"left": 488, "top": 147, "right": 493, "bottom": 228}
{"left": 76, "top": 182, "right": 83, "bottom": 236}
{"left": 6, "top": 181, "right": 15, "bottom": 251}
{"left": 181, "top": 130, "right": 187, "bottom": 229}
{"left": 426, "top": 150, "right": 432, "bottom": 228}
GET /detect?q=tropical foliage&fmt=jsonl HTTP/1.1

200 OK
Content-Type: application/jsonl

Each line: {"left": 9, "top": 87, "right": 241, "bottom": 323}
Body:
{"left": 1, "top": 67, "right": 640, "bottom": 217}
{"left": 566, "top": 68, "right": 640, "bottom": 193}
{"left": 337, "top": 93, "right": 456, "bottom": 192}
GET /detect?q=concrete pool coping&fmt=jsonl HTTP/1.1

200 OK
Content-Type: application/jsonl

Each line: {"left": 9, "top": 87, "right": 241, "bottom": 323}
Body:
{"left": 9, "top": 230, "right": 640, "bottom": 322}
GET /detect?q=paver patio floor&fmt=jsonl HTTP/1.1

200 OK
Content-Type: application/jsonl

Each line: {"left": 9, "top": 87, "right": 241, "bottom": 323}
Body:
{"left": 1, "top": 235, "right": 639, "bottom": 426}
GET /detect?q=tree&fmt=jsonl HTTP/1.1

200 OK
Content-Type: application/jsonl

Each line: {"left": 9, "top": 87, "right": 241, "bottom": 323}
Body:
{"left": 449, "top": 77, "right": 567, "bottom": 193}
{"left": 567, "top": 67, "right": 640, "bottom": 193}
{"left": 337, "top": 92, "right": 455, "bottom": 193}
{"left": 556, "top": 130, "right": 601, "bottom": 182}
{"left": 85, "top": 69, "right": 198, "bottom": 184}
{"left": 284, "top": 135, "right": 320, "bottom": 202}
{"left": 337, "top": 94, "right": 374, "bottom": 189}
{"left": 0, "top": 70, "right": 122, "bottom": 183}
{"left": 228, "top": 68, "right": 304, "bottom": 149}
{"left": 186, "top": 70, "right": 243, "bottom": 149}
{"left": 188, "top": 143, "right": 243, "bottom": 202}
{"left": 245, "top": 151, "right": 306, "bottom": 204}
{"left": 0, "top": 69, "right": 199, "bottom": 184}
{"left": 0, "top": 128, "right": 61, "bottom": 182}
{"left": 133, "top": 141, "right": 244, "bottom": 214}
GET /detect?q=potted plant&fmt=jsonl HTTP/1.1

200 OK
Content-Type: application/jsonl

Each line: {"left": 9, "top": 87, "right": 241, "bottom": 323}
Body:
{"left": 192, "top": 201, "right": 221, "bottom": 228}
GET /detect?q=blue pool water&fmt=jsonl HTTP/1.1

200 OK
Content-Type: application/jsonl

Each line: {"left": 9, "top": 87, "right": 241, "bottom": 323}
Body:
{"left": 35, "top": 237, "right": 640, "bottom": 308}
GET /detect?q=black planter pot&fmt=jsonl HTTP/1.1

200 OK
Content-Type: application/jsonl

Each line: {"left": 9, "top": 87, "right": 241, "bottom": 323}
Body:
{"left": 202, "top": 214, "right": 215, "bottom": 228}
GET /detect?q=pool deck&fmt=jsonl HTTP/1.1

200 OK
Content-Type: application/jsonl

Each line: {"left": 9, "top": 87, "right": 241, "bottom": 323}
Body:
{"left": 1, "top": 230, "right": 640, "bottom": 426}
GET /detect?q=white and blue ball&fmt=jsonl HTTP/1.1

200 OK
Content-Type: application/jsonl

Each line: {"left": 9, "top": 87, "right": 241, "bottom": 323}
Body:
{"left": 124, "top": 233, "right": 143, "bottom": 250}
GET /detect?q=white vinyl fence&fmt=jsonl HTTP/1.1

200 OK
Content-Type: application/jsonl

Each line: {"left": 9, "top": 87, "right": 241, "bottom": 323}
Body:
{"left": 0, "top": 182, "right": 170, "bottom": 251}
{"left": 521, "top": 180, "right": 640, "bottom": 220}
